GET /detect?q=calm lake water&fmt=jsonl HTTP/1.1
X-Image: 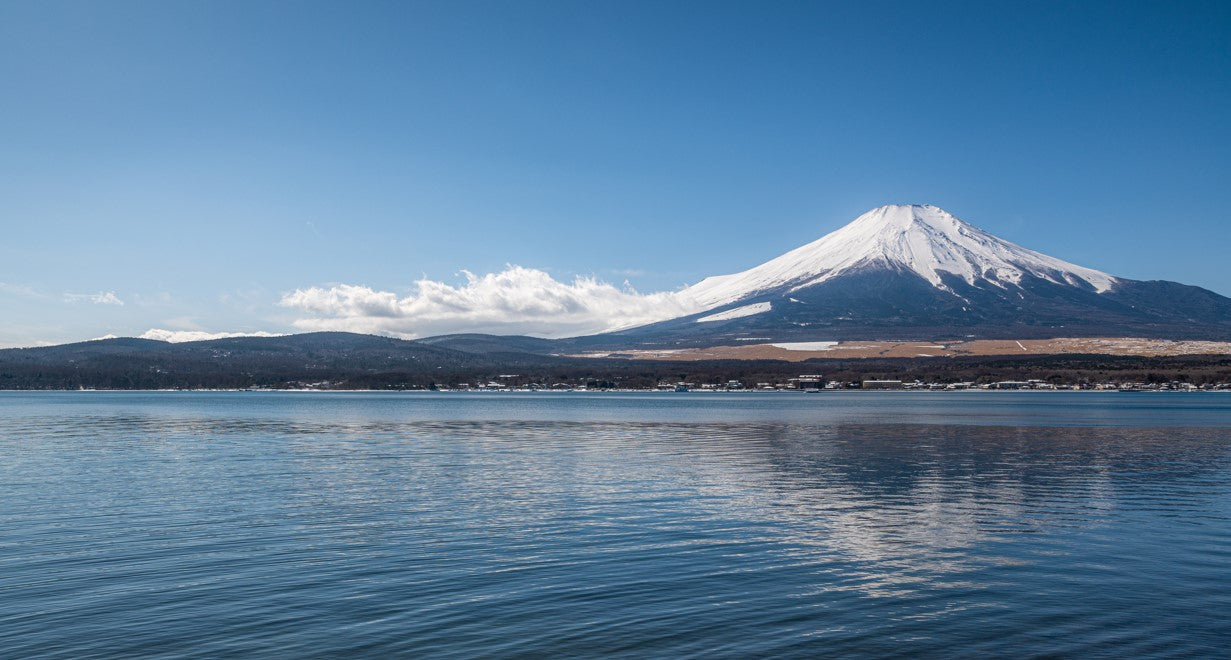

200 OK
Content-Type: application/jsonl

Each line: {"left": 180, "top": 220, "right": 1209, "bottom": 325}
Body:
{"left": 2, "top": 391, "right": 1229, "bottom": 657}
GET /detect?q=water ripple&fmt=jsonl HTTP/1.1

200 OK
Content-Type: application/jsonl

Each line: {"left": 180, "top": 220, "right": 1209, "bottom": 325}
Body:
{"left": 1, "top": 392, "right": 1229, "bottom": 657}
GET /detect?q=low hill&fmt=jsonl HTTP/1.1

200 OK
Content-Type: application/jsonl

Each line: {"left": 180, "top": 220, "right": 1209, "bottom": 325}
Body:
{"left": 0, "top": 332, "right": 559, "bottom": 389}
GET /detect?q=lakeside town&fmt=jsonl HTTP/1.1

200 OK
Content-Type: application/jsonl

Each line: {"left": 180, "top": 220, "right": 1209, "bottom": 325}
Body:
{"left": 265, "top": 375, "right": 1231, "bottom": 393}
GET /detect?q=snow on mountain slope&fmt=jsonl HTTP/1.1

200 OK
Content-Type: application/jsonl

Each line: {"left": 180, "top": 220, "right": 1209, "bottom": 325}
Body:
{"left": 695, "top": 302, "right": 771, "bottom": 323}
{"left": 682, "top": 205, "right": 1118, "bottom": 309}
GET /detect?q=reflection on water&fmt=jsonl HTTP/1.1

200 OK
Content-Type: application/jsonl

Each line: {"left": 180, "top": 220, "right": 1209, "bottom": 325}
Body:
{"left": 1, "top": 392, "right": 1229, "bottom": 657}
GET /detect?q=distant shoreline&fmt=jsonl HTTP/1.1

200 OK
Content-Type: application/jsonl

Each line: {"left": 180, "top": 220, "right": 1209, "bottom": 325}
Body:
{"left": 4, "top": 387, "right": 1228, "bottom": 394}
{"left": 3, "top": 332, "right": 1227, "bottom": 391}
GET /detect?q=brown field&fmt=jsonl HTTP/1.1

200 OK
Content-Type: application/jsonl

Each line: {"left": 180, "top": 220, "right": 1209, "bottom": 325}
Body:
{"left": 570, "top": 338, "right": 1231, "bottom": 362}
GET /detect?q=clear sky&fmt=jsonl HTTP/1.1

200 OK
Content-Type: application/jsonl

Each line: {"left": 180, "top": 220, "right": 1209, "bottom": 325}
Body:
{"left": 2, "top": 0, "right": 1229, "bottom": 346}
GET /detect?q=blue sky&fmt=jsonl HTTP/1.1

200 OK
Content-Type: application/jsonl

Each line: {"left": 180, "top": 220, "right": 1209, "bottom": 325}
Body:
{"left": 2, "top": 0, "right": 1229, "bottom": 345}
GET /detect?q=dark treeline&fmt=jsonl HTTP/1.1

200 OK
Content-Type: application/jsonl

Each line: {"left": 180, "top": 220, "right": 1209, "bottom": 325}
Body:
{"left": 337, "top": 354, "right": 1231, "bottom": 390}
{"left": 2, "top": 333, "right": 1229, "bottom": 389}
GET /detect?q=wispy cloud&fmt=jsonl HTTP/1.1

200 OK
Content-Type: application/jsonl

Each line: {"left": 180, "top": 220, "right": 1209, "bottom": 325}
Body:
{"left": 0, "top": 282, "right": 51, "bottom": 300}
{"left": 280, "top": 265, "right": 704, "bottom": 339}
{"left": 5, "top": 284, "right": 126, "bottom": 307}
{"left": 128, "top": 291, "right": 174, "bottom": 307}
{"left": 139, "top": 329, "right": 284, "bottom": 343}
{"left": 64, "top": 291, "right": 124, "bottom": 306}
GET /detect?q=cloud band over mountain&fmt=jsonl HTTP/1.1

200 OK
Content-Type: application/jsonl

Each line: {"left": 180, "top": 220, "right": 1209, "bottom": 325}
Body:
{"left": 279, "top": 266, "right": 702, "bottom": 339}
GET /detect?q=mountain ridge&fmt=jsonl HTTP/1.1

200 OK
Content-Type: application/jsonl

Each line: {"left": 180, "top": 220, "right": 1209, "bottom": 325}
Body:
{"left": 9, "top": 205, "right": 1230, "bottom": 355}
{"left": 4, "top": 330, "right": 1230, "bottom": 390}
{"left": 587, "top": 204, "right": 1231, "bottom": 347}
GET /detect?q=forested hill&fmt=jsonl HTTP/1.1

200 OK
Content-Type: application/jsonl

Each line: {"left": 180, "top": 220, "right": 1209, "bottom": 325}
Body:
{"left": 0, "top": 332, "right": 558, "bottom": 390}
{"left": 3, "top": 332, "right": 1231, "bottom": 390}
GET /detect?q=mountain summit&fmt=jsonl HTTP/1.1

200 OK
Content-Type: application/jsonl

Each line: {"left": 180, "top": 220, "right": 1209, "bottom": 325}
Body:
{"left": 590, "top": 204, "right": 1231, "bottom": 347}
{"left": 684, "top": 204, "right": 1117, "bottom": 308}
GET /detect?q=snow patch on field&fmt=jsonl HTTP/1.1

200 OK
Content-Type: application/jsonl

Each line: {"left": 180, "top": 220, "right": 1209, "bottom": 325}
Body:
{"left": 769, "top": 341, "right": 839, "bottom": 351}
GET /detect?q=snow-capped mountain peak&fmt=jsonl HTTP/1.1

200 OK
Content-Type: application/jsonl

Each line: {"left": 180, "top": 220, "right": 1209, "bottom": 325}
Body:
{"left": 682, "top": 204, "right": 1118, "bottom": 309}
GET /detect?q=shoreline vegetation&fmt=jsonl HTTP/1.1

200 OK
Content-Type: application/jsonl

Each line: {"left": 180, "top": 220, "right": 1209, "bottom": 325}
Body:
{"left": 2, "top": 332, "right": 1228, "bottom": 391}
{"left": 3, "top": 355, "right": 1229, "bottom": 392}
{"left": 11, "top": 386, "right": 1231, "bottom": 393}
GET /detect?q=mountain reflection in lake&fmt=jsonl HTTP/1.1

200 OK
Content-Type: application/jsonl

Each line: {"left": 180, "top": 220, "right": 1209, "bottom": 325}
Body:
{"left": 2, "top": 392, "right": 1228, "bottom": 657}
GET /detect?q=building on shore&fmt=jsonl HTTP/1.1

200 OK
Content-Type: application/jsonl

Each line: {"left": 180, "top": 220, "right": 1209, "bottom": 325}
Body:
{"left": 789, "top": 375, "right": 825, "bottom": 390}
{"left": 989, "top": 381, "right": 1032, "bottom": 390}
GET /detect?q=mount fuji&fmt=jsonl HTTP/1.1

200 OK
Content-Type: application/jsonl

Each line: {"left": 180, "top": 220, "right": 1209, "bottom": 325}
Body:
{"left": 576, "top": 204, "right": 1231, "bottom": 348}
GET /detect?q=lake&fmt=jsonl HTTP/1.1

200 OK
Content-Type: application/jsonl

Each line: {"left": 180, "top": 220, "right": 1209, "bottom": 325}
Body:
{"left": 2, "top": 391, "right": 1228, "bottom": 657}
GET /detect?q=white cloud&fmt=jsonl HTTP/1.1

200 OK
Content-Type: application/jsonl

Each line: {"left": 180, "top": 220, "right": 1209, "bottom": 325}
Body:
{"left": 65, "top": 291, "right": 124, "bottom": 306}
{"left": 139, "top": 329, "right": 284, "bottom": 343}
{"left": 279, "top": 265, "right": 704, "bottom": 339}
{"left": 0, "top": 282, "right": 47, "bottom": 299}
{"left": 0, "top": 339, "right": 57, "bottom": 349}
{"left": 4, "top": 284, "right": 126, "bottom": 307}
